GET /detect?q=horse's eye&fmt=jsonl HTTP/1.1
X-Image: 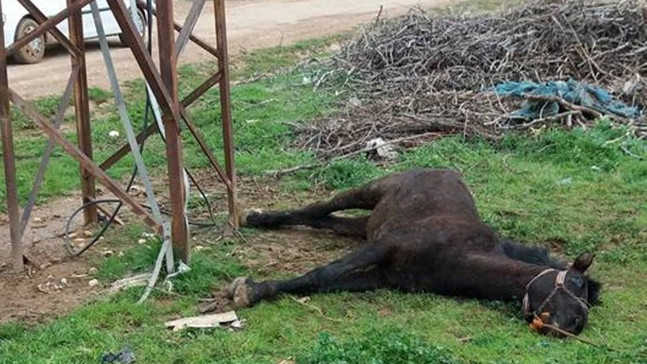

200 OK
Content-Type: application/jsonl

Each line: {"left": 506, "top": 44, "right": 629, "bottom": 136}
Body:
{"left": 571, "top": 276, "right": 584, "bottom": 288}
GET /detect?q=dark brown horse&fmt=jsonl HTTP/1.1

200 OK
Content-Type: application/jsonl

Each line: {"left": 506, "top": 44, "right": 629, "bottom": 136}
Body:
{"left": 226, "top": 168, "right": 601, "bottom": 335}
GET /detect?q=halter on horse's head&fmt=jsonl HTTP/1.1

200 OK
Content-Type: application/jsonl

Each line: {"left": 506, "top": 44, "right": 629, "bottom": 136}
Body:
{"left": 522, "top": 253, "right": 598, "bottom": 335}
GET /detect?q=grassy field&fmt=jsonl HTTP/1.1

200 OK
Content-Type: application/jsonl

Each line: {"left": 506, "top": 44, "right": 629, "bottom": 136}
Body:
{"left": 1, "top": 8, "right": 647, "bottom": 364}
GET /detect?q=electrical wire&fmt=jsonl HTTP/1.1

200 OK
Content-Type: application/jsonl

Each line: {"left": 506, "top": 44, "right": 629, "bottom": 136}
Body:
{"left": 64, "top": 0, "right": 216, "bottom": 256}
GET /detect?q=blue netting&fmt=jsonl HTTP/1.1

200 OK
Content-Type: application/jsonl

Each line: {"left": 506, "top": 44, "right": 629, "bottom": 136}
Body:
{"left": 492, "top": 80, "right": 640, "bottom": 120}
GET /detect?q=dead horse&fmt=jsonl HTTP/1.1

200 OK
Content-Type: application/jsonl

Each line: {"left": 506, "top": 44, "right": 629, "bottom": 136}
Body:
{"left": 226, "top": 168, "right": 601, "bottom": 335}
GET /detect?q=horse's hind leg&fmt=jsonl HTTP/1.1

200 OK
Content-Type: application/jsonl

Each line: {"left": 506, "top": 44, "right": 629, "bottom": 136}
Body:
{"left": 226, "top": 243, "right": 389, "bottom": 307}
{"left": 241, "top": 171, "right": 405, "bottom": 229}
{"left": 305, "top": 215, "right": 369, "bottom": 239}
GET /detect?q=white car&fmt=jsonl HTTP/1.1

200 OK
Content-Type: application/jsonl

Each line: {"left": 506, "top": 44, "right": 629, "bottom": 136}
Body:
{"left": 2, "top": 0, "right": 146, "bottom": 64}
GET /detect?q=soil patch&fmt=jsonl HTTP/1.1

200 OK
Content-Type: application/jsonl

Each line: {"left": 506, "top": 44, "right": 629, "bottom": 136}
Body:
{"left": 0, "top": 174, "right": 357, "bottom": 323}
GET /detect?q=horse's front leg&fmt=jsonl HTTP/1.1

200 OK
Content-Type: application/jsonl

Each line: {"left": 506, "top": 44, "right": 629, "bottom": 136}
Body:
{"left": 226, "top": 243, "right": 390, "bottom": 307}
{"left": 239, "top": 171, "right": 406, "bottom": 232}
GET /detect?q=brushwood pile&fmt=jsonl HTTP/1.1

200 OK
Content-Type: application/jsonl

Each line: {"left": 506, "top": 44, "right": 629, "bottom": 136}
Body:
{"left": 297, "top": 0, "right": 647, "bottom": 157}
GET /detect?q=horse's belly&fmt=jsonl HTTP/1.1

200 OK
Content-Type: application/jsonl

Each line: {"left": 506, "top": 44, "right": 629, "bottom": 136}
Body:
{"left": 382, "top": 255, "right": 450, "bottom": 294}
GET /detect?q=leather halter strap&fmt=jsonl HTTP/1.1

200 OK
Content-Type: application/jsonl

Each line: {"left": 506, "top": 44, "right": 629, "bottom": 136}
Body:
{"left": 522, "top": 269, "right": 588, "bottom": 317}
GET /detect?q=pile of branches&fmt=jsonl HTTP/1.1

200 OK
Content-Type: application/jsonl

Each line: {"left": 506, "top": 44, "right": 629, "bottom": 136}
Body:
{"left": 296, "top": 0, "right": 647, "bottom": 157}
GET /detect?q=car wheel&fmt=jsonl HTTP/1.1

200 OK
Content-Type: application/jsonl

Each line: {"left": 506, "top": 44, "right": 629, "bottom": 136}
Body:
{"left": 118, "top": 9, "right": 147, "bottom": 47}
{"left": 13, "top": 17, "right": 45, "bottom": 64}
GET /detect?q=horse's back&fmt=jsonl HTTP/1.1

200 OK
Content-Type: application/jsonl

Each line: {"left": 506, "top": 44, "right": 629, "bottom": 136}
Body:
{"left": 370, "top": 168, "right": 480, "bottom": 224}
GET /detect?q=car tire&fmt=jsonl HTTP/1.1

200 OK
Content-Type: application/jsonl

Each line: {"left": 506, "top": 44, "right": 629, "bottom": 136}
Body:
{"left": 13, "top": 17, "right": 45, "bottom": 64}
{"left": 118, "top": 9, "right": 147, "bottom": 47}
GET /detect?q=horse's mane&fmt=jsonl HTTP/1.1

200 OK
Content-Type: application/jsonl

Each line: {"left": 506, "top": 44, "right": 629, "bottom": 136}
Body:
{"left": 500, "top": 239, "right": 566, "bottom": 269}
{"left": 500, "top": 239, "right": 602, "bottom": 305}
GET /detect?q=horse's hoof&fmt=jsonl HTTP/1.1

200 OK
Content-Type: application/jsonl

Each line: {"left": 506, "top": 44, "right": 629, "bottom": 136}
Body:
{"left": 226, "top": 277, "right": 248, "bottom": 298}
{"left": 239, "top": 208, "right": 263, "bottom": 227}
{"left": 226, "top": 277, "right": 255, "bottom": 308}
{"left": 233, "top": 282, "right": 254, "bottom": 308}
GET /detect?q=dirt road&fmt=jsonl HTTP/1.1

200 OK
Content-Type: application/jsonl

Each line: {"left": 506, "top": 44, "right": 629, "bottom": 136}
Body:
{"left": 8, "top": 0, "right": 457, "bottom": 99}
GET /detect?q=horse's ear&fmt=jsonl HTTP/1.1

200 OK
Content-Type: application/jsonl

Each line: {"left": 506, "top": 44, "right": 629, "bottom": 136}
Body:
{"left": 572, "top": 252, "right": 594, "bottom": 273}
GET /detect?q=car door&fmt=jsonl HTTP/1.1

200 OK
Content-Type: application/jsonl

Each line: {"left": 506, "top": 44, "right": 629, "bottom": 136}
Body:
{"left": 28, "top": 0, "right": 71, "bottom": 38}
{"left": 13, "top": 0, "right": 128, "bottom": 40}
{"left": 81, "top": 0, "right": 124, "bottom": 39}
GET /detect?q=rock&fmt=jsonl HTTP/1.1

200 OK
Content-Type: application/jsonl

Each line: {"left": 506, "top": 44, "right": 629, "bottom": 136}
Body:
{"left": 36, "top": 283, "right": 50, "bottom": 294}
{"left": 83, "top": 230, "right": 93, "bottom": 237}
{"left": 230, "top": 319, "right": 245, "bottom": 329}
{"left": 100, "top": 346, "right": 135, "bottom": 364}
{"left": 88, "top": 267, "right": 98, "bottom": 275}
{"left": 349, "top": 96, "right": 362, "bottom": 107}
{"left": 137, "top": 238, "right": 146, "bottom": 245}
{"left": 88, "top": 279, "right": 99, "bottom": 287}
{"left": 60, "top": 278, "right": 68, "bottom": 286}
{"left": 33, "top": 217, "right": 43, "bottom": 223}
{"left": 556, "top": 177, "right": 573, "bottom": 186}
{"left": 102, "top": 250, "right": 114, "bottom": 257}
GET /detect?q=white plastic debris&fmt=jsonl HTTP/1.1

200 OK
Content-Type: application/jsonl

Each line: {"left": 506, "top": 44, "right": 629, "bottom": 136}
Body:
{"left": 164, "top": 311, "right": 238, "bottom": 331}
{"left": 108, "top": 130, "right": 120, "bottom": 139}
{"left": 165, "top": 261, "right": 191, "bottom": 280}
{"left": 366, "top": 137, "right": 398, "bottom": 161}
{"left": 108, "top": 273, "right": 152, "bottom": 293}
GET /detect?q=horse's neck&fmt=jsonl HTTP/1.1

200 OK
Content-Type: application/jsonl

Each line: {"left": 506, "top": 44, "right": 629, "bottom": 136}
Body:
{"left": 461, "top": 253, "right": 551, "bottom": 301}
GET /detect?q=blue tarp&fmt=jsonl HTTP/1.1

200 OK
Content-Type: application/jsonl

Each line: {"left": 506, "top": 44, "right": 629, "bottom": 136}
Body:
{"left": 492, "top": 80, "right": 641, "bottom": 120}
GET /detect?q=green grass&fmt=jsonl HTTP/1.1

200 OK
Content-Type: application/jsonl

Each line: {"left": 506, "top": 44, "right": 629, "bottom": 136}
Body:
{"left": 88, "top": 86, "right": 113, "bottom": 104}
{"left": 1, "top": 121, "right": 645, "bottom": 363}
{"left": 1, "top": 9, "right": 647, "bottom": 364}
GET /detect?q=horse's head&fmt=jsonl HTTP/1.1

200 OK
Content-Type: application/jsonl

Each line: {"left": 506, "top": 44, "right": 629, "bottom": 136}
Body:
{"left": 522, "top": 252, "right": 601, "bottom": 336}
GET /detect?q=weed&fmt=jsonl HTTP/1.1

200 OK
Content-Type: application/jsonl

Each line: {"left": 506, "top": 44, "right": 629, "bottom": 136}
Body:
{"left": 299, "top": 330, "right": 466, "bottom": 364}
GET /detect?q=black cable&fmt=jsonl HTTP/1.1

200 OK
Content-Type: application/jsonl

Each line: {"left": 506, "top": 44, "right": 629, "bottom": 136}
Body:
{"left": 64, "top": 196, "right": 218, "bottom": 256}
{"left": 64, "top": 199, "right": 121, "bottom": 256}
{"left": 184, "top": 164, "right": 217, "bottom": 223}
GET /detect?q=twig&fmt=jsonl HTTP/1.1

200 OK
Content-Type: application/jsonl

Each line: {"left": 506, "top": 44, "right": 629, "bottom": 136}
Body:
{"left": 620, "top": 145, "right": 644, "bottom": 159}
{"left": 264, "top": 163, "right": 319, "bottom": 177}
{"left": 375, "top": 5, "right": 384, "bottom": 24}
{"left": 501, "top": 111, "right": 581, "bottom": 129}
{"left": 541, "top": 322, "right": 605, "bottom": 348}
{"left": 522, "top": 94, "right": 606, "bottom": 120}
{"left": 265, "top": 132, "right": 439, "bottom": 176}
{"left": 228, "top": 220, "right": 249, "bottom": 244}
